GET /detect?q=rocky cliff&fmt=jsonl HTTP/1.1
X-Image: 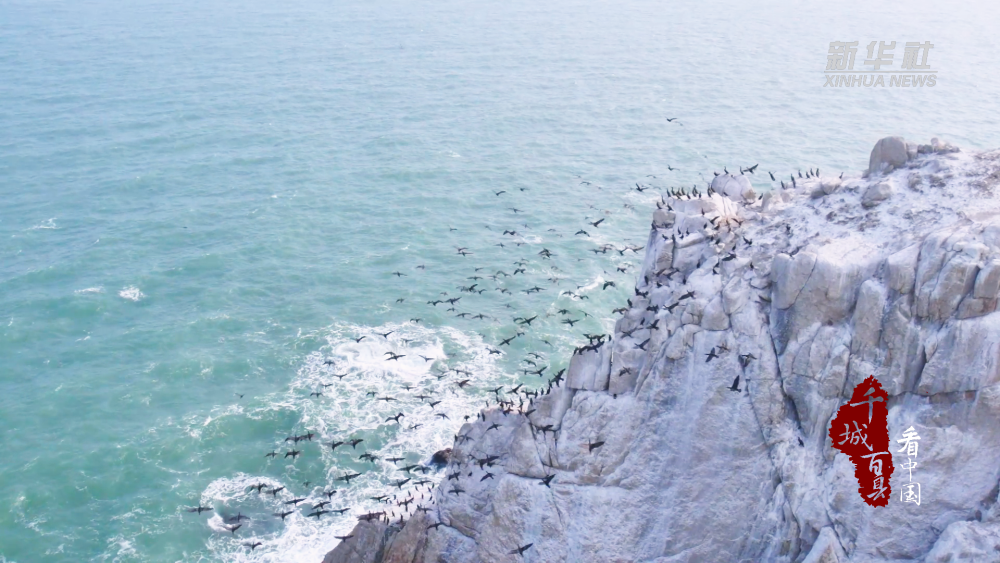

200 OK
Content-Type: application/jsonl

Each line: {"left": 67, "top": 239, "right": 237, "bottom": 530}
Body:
{"left": 324, "top": 137, "right": 1000, "bottom": 563}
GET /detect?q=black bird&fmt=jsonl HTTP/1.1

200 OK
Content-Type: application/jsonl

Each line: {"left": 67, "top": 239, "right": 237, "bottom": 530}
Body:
{"left": 274, "top": 510, "right": 294, "bottom": 520}
{"left": 705, "top": 348, "right": 718, "bottom": 362}
{"left": 515, "top": 315, "right": 538, "bottom": 326}
{"left": 635, "top": 338, "right": 650, "bottom": 351}
{"left": 538, "top": 474, "right": 555, "bottom": 487}
{"left": 245, "top": 541, "right": 263, "bottom": 551}
{"left": 186, "top": 506, "right": 213, "bottom": 514}
{"left": 335, "top": 534, "right": 355, "bottom": 540}
{"left": 729, "top": 375, "right": 740, "bottom": 392}
{"left": 590, "top": 218, "right": 605, "bottom": 227}
{"left": 225, "top": 524, "right": 242, "bottom": 535}
{"left": 265, "top": 451, "right": 278, "bottom": 458}
{"left": 377, "top": 331, "right": 394, "bottom": 339}
{"left": 602, "top": 281, "right": 616, "bottom": 290}
{"left": 428, "top": 522, "right": 445, "bottom": 530}
{"left": 769, "top": 171, "right": 776, "bottom": 181}
{"left": 510, "top": 543, "right": 534, "bottom": 556}
{"left": 338, "top": 472, "right": 362, "bottom": 483}
{"left": 269, "top": 486, "right": 285, "bottom": 497}
{"left": 678, "top": 290, "right": 695, "bottom": 300}
{"left": 353, "top": 336, "right": 366, "bottom": 343}
{"left": 386, "top": 413, "right": 405, "bottom": 424}
{"left": 331, "top": 508, "right": 351, "bottom": 515}
{"left": 588, "top": 440, "right": 605, "bottom": 453}
{"left": 481, "top": 472, "right": 495, "bottom": 481}
{"left": 285, "top": 497, "right": 306, "bottom": 505}
{"left": 330, "top": 440, "right": 345, "bottom": 451}
{"left": 314, "top": 501, "right": 331, "bottom": 510}
{"left": 348, "top": 438, "right": 364, "bottom": 448}
{"left": 285, "top": 450, "right": 301, "bottom": 459}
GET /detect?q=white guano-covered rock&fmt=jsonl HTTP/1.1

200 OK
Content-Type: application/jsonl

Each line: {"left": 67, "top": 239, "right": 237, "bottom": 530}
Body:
{"left": 868, "top": 135, "right": 909, "bottom": 175}
{"left": 325, "top": 137, "right": 1000, "bottom": 563}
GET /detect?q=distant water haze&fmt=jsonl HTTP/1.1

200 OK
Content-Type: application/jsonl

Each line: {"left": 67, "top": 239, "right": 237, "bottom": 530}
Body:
{"left": 0, "top": 0, "right": 997, "bottom": 561}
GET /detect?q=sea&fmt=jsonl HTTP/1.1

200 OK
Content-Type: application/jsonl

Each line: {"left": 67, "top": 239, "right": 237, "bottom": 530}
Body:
{"left": 1, "top": 0, "right": 998, "bottom": 561}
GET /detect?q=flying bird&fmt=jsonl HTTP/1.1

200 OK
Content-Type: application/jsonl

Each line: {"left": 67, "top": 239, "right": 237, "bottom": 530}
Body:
{"left": 509, "top": 543, "right": 534, "bottom": 556}
{"left": 705, "top": 348, "right": 719, "bottom": 362}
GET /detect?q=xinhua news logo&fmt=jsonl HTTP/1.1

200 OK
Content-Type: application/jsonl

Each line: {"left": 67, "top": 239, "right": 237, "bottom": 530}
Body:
{"left": 825, "top": 41, "right": 937, "bottom": 87}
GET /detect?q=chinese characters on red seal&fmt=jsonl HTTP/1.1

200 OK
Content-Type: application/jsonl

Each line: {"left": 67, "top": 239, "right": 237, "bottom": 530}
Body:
{"left": 829, "top": 376, "right": 894, "bottom": 507}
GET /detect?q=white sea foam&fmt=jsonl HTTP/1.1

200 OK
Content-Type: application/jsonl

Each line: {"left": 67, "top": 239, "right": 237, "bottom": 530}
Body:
{"left": 74, "top": 287, "right": 104, "bottom": 295}
{"left": 205, "top": 320, "right": 508, "bottom": 562}
{"left": 118, "top": 286, "right": 144, "bottom": 301}
{"left": 104, "top": 535, "right": 138, "bottom": 560}
{"left": 28, "top": 218, "right": 57, "bottom": 230}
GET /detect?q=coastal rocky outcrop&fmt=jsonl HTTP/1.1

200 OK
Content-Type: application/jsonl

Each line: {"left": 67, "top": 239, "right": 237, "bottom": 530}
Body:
{"left": 324, "top": 138, "right": 1000, "bottom": 562}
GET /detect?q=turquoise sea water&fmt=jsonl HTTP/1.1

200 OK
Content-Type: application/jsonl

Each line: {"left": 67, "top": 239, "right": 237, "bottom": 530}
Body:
{"left": 2, "top": 0, "right": 999, "bottom": 560}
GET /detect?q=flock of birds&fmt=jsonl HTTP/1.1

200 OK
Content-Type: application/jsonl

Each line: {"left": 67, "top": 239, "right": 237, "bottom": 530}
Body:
{"left": 184, "top": 159, "right": 829, "bottom": 557}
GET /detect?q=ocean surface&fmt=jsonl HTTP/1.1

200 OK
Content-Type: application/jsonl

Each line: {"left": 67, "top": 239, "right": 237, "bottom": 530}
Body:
{"left": 1, "top": 0, "right": 998, "bottom": 561}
